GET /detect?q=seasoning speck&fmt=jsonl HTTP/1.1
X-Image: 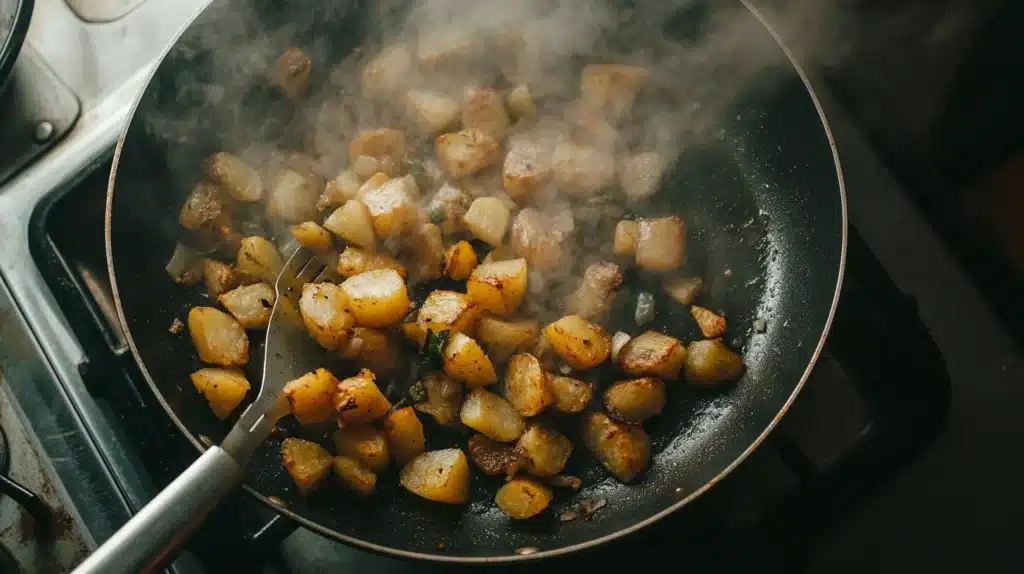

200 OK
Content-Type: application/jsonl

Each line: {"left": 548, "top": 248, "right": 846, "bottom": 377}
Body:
{"left": 168, "top": 317, "right": 185, "bottom": 334}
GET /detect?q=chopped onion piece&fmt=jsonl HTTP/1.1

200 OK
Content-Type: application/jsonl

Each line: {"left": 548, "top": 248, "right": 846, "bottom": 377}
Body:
{"left": 634, "top": 292, "right": 655, "bottom": 326}
{"left": 611, "top": 331, "right": 632, "bottom": 361}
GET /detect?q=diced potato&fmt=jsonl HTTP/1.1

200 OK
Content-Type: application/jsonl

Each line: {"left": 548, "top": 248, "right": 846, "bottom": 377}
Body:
{"left": 414, "top": 372, "right": 463, "bottom": 426}
{"left": 504, "top": 353, "right": 553, "bottom": 417}
{"left": 436, "top": 129, "right": 500, "bottom": 179}
{"left": 179, "top": 182, "right": 226, "bottom": 230}
{"left": 542, "top": 315, "right": 610, "bottom": 371}
{"left": 299, "top": 283, "right": 356, "bottom": 350}
{"left": 218, "top": 283, "right": 275, "bottom": 329}
{"left": 476, "top": 316, "right": 539, "bottom": 362}
{"left": 283, "top": 368, "right": 340, "bottom": 425}
{"left": 463, "top": 197, "right": 511, "bottom": 247}
{"left": 236, "top": 236, "right": 283, "bottom": 283}
{"left": 516, "top": 424, "right": 572, "bottom": 477}
{"left": 552, "top": 141, "right": 616, "bottom": 197}
{"left": 335, "top": 246, "right": 406, "bottom": 278}
{"left": 619, "top": 152, "right": 666, "bottom": 200}
{"left": 417, "top": 290, "right": 481, "bottom": 336}
{"left": 549, "top": 375, "right": 592, "bottom": 414}
{"left": 685, "top": 339, "right": 744, "bottom": 385}
{"left": 502, "top": 136, "right": 552, "bottom": 201}
{"left": 319, "top": 172, "right": 362, "bottom": 212}
{"left": 565, "top": 99, "right": 619, "bottom": 151}
{"left": 333, "top": 369, "right": 392, "bottom": 424}
{"left": 467, "top": 433, "right": 521, "bottom": 476}
{"left": 340, "top": 269, "right": 410, "bottom": 327}
{"left": 467, "top": 258, "right": 528, "bottom": 315}
{"left": 360, "top": 176, "right": 418, "bottom": 238}
{"left": 405, "top": 90, "right": 460, "bottom": 134}
{"left": 267, "top": 169, "right": 319, "bottom": 223}
{"left": 426, "top": 183, "right": 471, "bottom": 235}
{"left": 353, "top": 155, "right": 380, "bottom": 181}
{"left": 507, "top": 84, "right": 537, "bottom": 123}
{"left": 268, "top": 47, "right": 311, "bottom": 98}
{"left": 206, "top": 152, "right": 263, "bottom": 202}
{"left": 202, "top": 259, "right": 240, "bottom": 298}
{"left": 344, "top": 327, "right": 402, "bottom": 375}
{"left": 459, "top": 388, "right": 526, "bottom": 442}
{"left": 348, "top": 129, "right": 407, "bottom": 174}
{"left": 382, "top": 407, "right": 426, "bottom": 467}
{"left": 580, "top": 412, "right": 650, "bottom": 483}
{"left": 361, "top": 43, "right": 413, "bottom": 99}
{"left": 399, "top": 449, "right": 470, "bottom": 504}
{"left": 617, "top": 331, "right": 688, "bottom": 380}
{"left": 495, "top": 478, "right": 552, "bottom": 519}
{"left": 333, "top": 425, "right": 390, "bottom": 473}
{"left": 333, "top": 456, "right": 377, "bottom": 496}
{"left": 188, "top": 307, "right": 249, "bottom": 366}
{"left": 281, "top": 438, "right": 333, "bottom": 494}
{"left": 290, "top": 221, "right": 333, "bottom": 252}
{"left": 483, "top": 245, "right": 516, "bottom": 264}
{"left": 400, "top": 321, "right": 428, "bottom": 348}
{"left": 566, "top": 262, "right": 622, "bottom": 321}
{"left": 461, "top": 87, "right": 510, "bottom": 140}
{"left": 613, "top": 220, "right": 639, "bottom": 256}
{"left": 580, "top": 64, "right": 649, "bottom": 119}
{"left": 189, "top": 367, "right": 250, "bottom": 419}
{"left": 167, "top": 245, "right": 203, "bottom": 286}
{"left": 509, "top": 208, "right": 563, "bottom": 270}
{"left": 635, "top": 216, "right": 686, "bottom": 272}
{"left": 603, "top": 377, "right": 666, "bottom": 423}
{"left": 664, "top": 276, "right": 703, "bottom": 306}
{"left": 407, "top": 223, "right": 445, "bottom": 281}
{"left": 442, "top": 332, "right": 497, "bottom": 386}
{"left": 691, "top": 305, "right": 727, "bottom": 339}
{"left": 443, "top": 241, "right": 478, "bottom": 280}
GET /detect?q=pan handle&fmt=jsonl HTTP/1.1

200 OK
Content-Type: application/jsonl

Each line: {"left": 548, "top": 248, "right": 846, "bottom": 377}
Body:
{"left": 72, "top": 446, "right": 245, "bottom": 574}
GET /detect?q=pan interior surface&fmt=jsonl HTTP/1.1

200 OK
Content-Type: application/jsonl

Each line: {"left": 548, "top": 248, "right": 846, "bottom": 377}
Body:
{"left": 107, "top": 0, "right": 844, "bottom": 561}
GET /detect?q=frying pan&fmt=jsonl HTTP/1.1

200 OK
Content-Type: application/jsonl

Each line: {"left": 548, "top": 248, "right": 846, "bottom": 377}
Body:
{"left": 0, "top": 0, "right": 32, "bottom": 91}
{"left": 100, "top": 0, "right": 845, "bottom": 567}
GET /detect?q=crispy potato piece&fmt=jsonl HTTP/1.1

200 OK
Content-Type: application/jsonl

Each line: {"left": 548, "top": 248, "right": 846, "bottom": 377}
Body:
{"left": 281, "top": 438, "right": 333, "bottom": 494}
{"left": 516, "top": 424, "right": 573, "bottom": 477}
{"left": 188, "top": 307, "right": 249, "bottom": 366}
{"left": 581, "top": 412, "right": 650, "bottom": 483}
{"left": 340, "top": 269, "right": 410, "bottom": 327}
{"left": 206, "top": 152, "right": 263, "bottom": 202}
{"left": 383, "top": 407, "right": 426, "bottom": 467}
{"left": 283, "top": 368, "right": 340, "bottom": 425}
{"left": 360, "top": 176, "right": 418, "bottom": 238}
{"left": 218, "top": 283, "right": 275, "bottom": 329}
{"left": 426, "top": 183, "right": 471, "bottom": 235}
{"left": 361, "top": 43, "right": 413, "bottom": 99}
{"left": 236, "top": 236, "right": 283, "bottom": 284}
{"left": 269, "top": 47, "right": 311, "bottom": 99}
{"left": 542, "top": 315, "right": 610, "bottom": 371}
{"left": 414, "top": 372, "right": 463, "bottom": 426}
{"left": 463, "top": 197, "right": 511, "bottom": 247}
{"left": 685, "top": 339, "right": 744, "bottom": 385}
{"left": 619, "top": 152, "right": 666, "bottom": 200}
{"left": 442, "top": 332, "right": 497, "bottom": 386}
{"left": 353, "top": 155, "right": 380, "bottom": 181}
{"left": 407, "top": 222, "right": 445, "bottom": 281}
{"left": 507, "top": 84, "right": 537, "bottom": 123}
{"left": 341, "top": 327, "right": 401, "bottom": 375}
{"left": 460, "top": 388, "right": 526, "bottom": 442}
{"left": 399, "top": 448, "right": 470, "bottom": 504}
{"left": 334, "top": 369, "right": 391, "bottom": 424}
{"left": 179, "top": 182, "right": 226, "bottom": 230}
{"left": 549, "top": 375, "right": 592, "bottom": 414}
{"left": 444, "top": 241, "right": 478, "bottom": 280}
{"left": 603, "top": 377, "right": 666, "bottom": 423}
{"left": 348, "top": 128, "right": 407, "bottom": 171}
{"left": 635, "top": 216, "right": 686, "bottom": 272}
{"left": 502, "top": 136, "right": 552, "bottom": 201}
{"left": 333, "top": 425, "right": 390, "bottom": 473}
{"left": 509, "top": 208, "right": 563, "bottom": 270}
{"left": 565, "top": 99, "right": 619, "bottom": 151}
{"left": 436, "top": 128, "right": 500, "bottom": 179}
{"left": 552, "top": 141, "right": 616, "bottom": 197}
{"left": 321, "top": 170, "right": 362, "bottom": 212}
{"left": 476, "top": 316, "right": 539, "bottom": 362}
{"left": 580, "top": 64, "right": 649, "bottom": 119}
{"left": 405, "top": 90, "right": 460, "bottom": 135}
{"left": 324, "top": 199, "right": 377, "bottom": 250}
{"left": 495, "top": 478, "right": 553, "bottom": 519}
{"left": 617, "top": 331, "right": 687, "bottom": 381}
{"left": 566, "top": 262, "right": 622, "bottom": 321}
{"left": 467, "top": 258, "right": 528, "bottom": 315}
{"left": 504, "top": 353, "right": 553, "bottom": 417}
{"left": 664, "top": 276, "right": 703, "bottom": 305}
{"left": 189, "top": 367, "right": 250, "bottom": 419}
{"left": 613, "top": 220, "right": 639, "bottom": 257}
{"left": 461, "top": 87, "right": 510, "bottom": 140}
{"left": 290, "top": 221, "right": 333, "bottom": 252}
{"left": 299, "top": 283, "right": 355, "bottom": 350}
{"left": 417, "top": 290, "right": 481, "bottom": 336}
{"left": 691, "top": 305, "right": 727, "bottom": 339}
{"left": 467, "top": 433, "right": 521, "bottom": 476}
{"left": 335, "top": 246, "right": 406, "bottom": 278}
{"left": 202, "top": 259, "right": 241, "bottom": 298}
{"left": 333, "top": 456, "right": 377, "bottom": 496}
{"left": 267, "top": 169, "right": 319, "bottom": 223}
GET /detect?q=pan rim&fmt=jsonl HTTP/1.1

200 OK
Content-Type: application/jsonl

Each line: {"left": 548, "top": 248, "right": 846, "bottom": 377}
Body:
{"left": 105, "top": 0, "right": 848, "bottom": 564}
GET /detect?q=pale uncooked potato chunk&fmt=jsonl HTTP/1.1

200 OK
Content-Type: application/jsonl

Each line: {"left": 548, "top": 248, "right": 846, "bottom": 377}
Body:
{"left": 495, "top": 478, "right": 552, "bottom": 519}
{"left": 236, "top": 236, "right": 283, "bottom": 283}
{"left": 188, "top": 306, "right": 249, "bottom": 366}
{"left": 516, "top": 424, "right": 573, "bottom": 477}
{"left": 552, "top": 141, "right": 616, "bottom": 197}
{"left": 617, "top": 330, "right": 687, "bottom": 381}
{"left": 348, "top": 129, "right": 407, "bottom": 172}
{"left": 506, "top": 84, "right": 537, "bottom": 123}
{"left": 190, "top": 367, "right": 250, "bottom": 419}
{"left": 323, "top": 200, "right": 377, "bottom": 249}
{"left": 466, "top": 258, "right": 528, "bottom": 315}
{"left": 476, "top": 316, "right": 539, "bottom": 362}
{"left": 603, "top": 377, "right": 666, "bottom": 423}
{"left": 581, "top": 412, "right": 650, "bottom": 483}
{"left": 206, "top": 152, "right": 263, "bottom": 202}
{"left": 436, "top": 129, "right": 500, "bottom": 179}
{"left": 461, "top": 86, "right": 510, "bottom": 140}
{"left": 340, "top": 269, "right": 410, "bottom": 327}
{"left": 504, "top": 353, "right": 553, "bottom": 417}
{"left": 459, "top": 388, "right": 526, "bottom": 442}
{"left": 361, "top": 44, "right": 414, "bottom": 99}
{"left": 218, "top": 282, "right": 275, "bottom": 329}
{"left": 360, "top": 176, "right": 418, "bottom": 238}
{"left": 266, "top": 169, "right": 319, "bottom": 223}
{"left": 405, "top": 90, "right": 460, "bottom": 134}
{"left": 580, "top": 64, "right": 650, "bottom": 119}
{"left": 635, "top": 216, "right": 686, "bottom": 272}
{"left": 299, "top": 282, "right": 355, "bottom": 350}
{"left": 442, "top": 332, "right": 497, "bottom": 386}
{"left": 319, "top": 170, "right": 362, "bottom": 211}
{"left": 619, "top": 152, "right": 666, "bottom": 200}
{"left": 509, "top": 208, "right": 563, "bottom": 270}
{"left": 283, "top": 368, "right": 340, "bottom": 425}
{"left": 399, "top": 448, "right": 470, "bottom": 504}
{"left": 463, "top": 197, "right": 511, "bottom": 247}
{"left": 542, "top": 315, "right": 611, "bottom": 371}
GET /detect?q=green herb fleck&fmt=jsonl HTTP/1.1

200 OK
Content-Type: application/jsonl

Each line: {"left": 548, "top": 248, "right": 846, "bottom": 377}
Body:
{"left": 428, "top": 207, "right": 448, "bottom": 224}
{"left": 409, "top": 381, "right": 427, "bottom": 403}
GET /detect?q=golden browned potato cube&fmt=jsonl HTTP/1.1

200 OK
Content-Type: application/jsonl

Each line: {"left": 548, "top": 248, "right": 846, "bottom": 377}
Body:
{"left": 236, "top": 236, "right": 283, "bottom": 284}
{"left": 495, "top": 478, "right": 553, "bottom": 519}
{"left": 333, "top": 425, "right": 390, "bottom": 473}
{"left": 189, "top": 367, "right": 250, "bottom": 419}
{"left": 283, "top": 368, "right": 339, "bottom": 425}
{"left": 580, "top": 64, "right": 649, "bottom": 119}
{"left": 333, "top": 456, "right": 377, "bottom": 496}
{"left": 463, "top": 197, "right": 511, "bottom": 247}
{"left": 617, "top": 331, "right": 688, "bottom": 380}
{"left": 442, "top": 332, "right": 497, "bottom": 386}
{"left": 281, "top": 438, "right": 333, "bottom": 494}
{"left": 206, "top": 152, "right": 263, "bottom": 202}
{"left": 218, "top": 283, "right": 275, "bottom": 329}
{"left": 299, "top": 283, "right": 355, "bottom": 350}
{"left": 347, "top": 128, "right": 407, "bottom": 170}
{"left": 382, "top": 407, "right": 426, "bottom": 467}
{"left": 334, "top": 369, "right": 392, "bottom": 424}
{"left": 405, "top": 90, "right": 460, "bottom": 135}
{"left": 552, "top": 141, "right": 616, "bottom": 197}
{"left": 398, "top": 448, "right": 470, "bottom": 504}
{"left": 506, "top": 84, "right": 537, "bottom": 123}
{"left": 635, "top": 216, "right": 686, "bottom": 272}
{"left": 188, "top": 307, "right": 249, "bottom": 366}
{"left": 436, "top": 128, "right": 500, "bottom": 179}
{"left": 360, "top": 176, "right": 418, "bottom": 238}
{"left": 323, "top": 199, "right": 377, "bottom": 250}
{"left": 335, "top": 246, "right": 406, "bottom": 279}
{"left": 517, "top": 424, "right": 573, "bottom": 477}
{"left": 619, "top": 152, "right": 666, "bottom": 200}
{"left": 549, "top": 375, "right": 592, "bottom": 414}
{"left": 603, "top": 377, "right": 666, "bottom": 423}
{"left": 426, "top": 183, "right": 471, "bottom": 235}
{"left": 509, "top": 208, "right": 564, "bottom": 270}
{"left": 361, "top": 43, "right": 413, "bottom": 99}
{"left": 202, "top": 259, "right": 240, "bottom": 298}
{"left": 566, "top": 261, "right": 623, "bottom": 321}
{"left": 267, "top": 169, "right": 319, "bottom": 223}
{"left": 414, "top": 372, "right": 463, "bottom": 426}
{"left": 269, "top": 47, "right": 311, "bottom": 99}
{"left": 179, "top": 182, "right": 226, "bottom": 230}
{"left": 417, "top": 290, "right": 481, "bottom": 337}
{"left": 502, "top": 138, "right": 552, "bottom": 201}
{"left": 344, "top": 327, "right": 402, "bottom": 375}
{"left": 542, "top": 315, "right": 610, "bottom": 371}
{"left": 581, "top": 412, "right": 650, "bottom": 483}
{"left": 444, "top": 241, "right": 478, "bottom": 280}
{"left": 504, "top": 353, "right": 553, "bottom": 417}
{"left": 461, "top": 87, "right": 510, "bottom": 140}
{"left": 685, "top": 339, "right": 744, "bottom": 385}
{"left": 320, "top": 170, "right": 362, "bottom": 211}
{"left": 613, "top": 220, "right": 639, "bottom": 257}
{"left": 691, "top": 305, "right": 726, "bottom": 339}
{"left": 459, "top": 388, "right": 526, "bottom": 442}
{"left": 467, "top": 433, "right": 521, "bottom": 476}
{"left": 290, "top": 221, "right": 333, "bottom": 252}
{"left": 467, "top": 258, "right": 528, "bottom": 315}
{"left": 340, "top": 269, "right": 410, "bottom": 328}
